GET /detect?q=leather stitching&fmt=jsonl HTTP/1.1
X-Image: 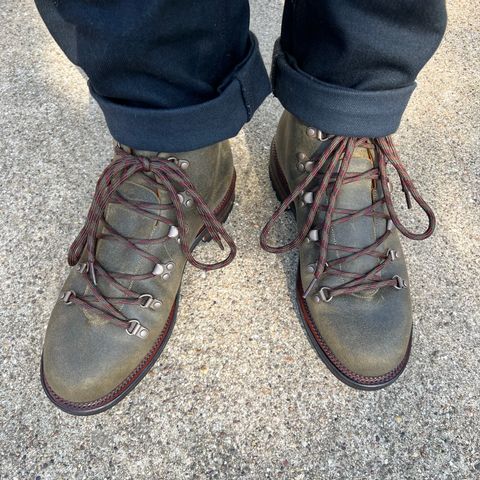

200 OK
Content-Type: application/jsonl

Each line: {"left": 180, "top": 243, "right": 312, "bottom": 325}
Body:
{"left": 296, "top": 272, "right": 409, "bottom": 385}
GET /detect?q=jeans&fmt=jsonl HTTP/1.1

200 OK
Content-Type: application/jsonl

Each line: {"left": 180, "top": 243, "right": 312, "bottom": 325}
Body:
{"left": 35, "top": 0, "right": 447, "bottom": 152}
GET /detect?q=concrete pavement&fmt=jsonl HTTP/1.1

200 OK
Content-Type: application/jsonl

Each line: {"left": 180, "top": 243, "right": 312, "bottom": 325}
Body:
{"left": 0, "top": 0, "right": 478, "bottom": 478}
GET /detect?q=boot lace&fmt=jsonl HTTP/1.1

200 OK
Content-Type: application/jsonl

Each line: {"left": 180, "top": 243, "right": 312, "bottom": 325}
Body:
{"left": 60, "top": 147, "right": 236, "bottom": 337}
{"left": 260, "top": 136, "right": 435, "bottom": 302}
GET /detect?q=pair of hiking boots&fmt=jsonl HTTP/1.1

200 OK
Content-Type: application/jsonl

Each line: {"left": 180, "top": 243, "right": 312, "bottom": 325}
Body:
{"left": 41, "top": 111, "right": 435, "bottom": 415}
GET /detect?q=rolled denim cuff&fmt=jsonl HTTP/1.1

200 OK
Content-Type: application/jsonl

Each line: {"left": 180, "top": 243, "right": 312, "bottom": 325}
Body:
{"left": 90, "top": 33, "right": 271, "bottom": 152}
{"left": 271, "top": 40, "right": 416, "bottom": 137}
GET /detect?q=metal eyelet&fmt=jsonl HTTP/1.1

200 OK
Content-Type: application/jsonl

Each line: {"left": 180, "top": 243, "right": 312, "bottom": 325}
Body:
{"left": 393, "top": 275, "right": 408, "bottom": 290}
{"left": 308, "top": 229, "right": 319, "bottom": 242}
{"left": 168, "top": 156, "right": 189, "bottom": 169}
{"left": 314, "top": 287, "right": 333, "bottom": 303}
{"left": 152, "top": 264, "right": 164, "bottom": 276}
{"left": 306, "top": 263, "right": 317, "bottom": 273}
{"left": 177, "top": 192, "right": 193, "bottom": 208}
{"left": 307, "top": 261, "right": 328, "bottom": 274}
{"left": 303, "top": 192, "right": 314, "bottom": 204}
{"left": 152, "top": 261, "right": 175, "bottom": 277}
{"left": 306, "top": 127, "right": 333, "bottom": 142}
{"left": 387, "top": 249, "right": 399, "bottom": 261}
{"left": 304, "top": 161, "right": 314, "bottom": 172}
{"left": 168, "top": 226, "right": 179, "bottom": 238}
{"left": 296, "top": 153, "right": 315, "bottom": 173}
{"left": 296, "top": 152, "right": 308, "bottom": 172}
{"left": 318, "top": 131, "right": 333, "bottom": 142}
{"left": 75, "top": 263, "right": 89, "bottom": 273}
{"left": 126, "top": 320, "right": 149, "bottom": 339}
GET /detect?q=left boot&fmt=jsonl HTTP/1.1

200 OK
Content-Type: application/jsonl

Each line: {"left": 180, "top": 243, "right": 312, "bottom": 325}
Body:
{"left": 41, "top": 141, "right": 236, "bottom": 414}
{"left": 261, "top": 111, "right": 436, "bottom": 389}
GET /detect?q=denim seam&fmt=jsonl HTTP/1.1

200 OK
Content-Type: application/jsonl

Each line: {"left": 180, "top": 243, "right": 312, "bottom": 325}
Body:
{"left": 236, "top": 76, "right": 252, "bottom": 120}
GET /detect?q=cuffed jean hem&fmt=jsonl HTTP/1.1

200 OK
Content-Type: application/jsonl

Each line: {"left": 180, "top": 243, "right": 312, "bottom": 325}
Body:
{"left": 271, "top": 41, "right": 416, "bottom": 138}
{"left": 89, "top": 33, "right": 271, "bottom": 152}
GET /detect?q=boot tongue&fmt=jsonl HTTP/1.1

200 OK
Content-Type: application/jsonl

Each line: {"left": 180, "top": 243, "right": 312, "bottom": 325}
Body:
{"left": 322, "top": 146, "right": 383, "bottom": 290}
{"left": 108, "top": 144, "right": 176, "bottom": 237}
{"left": 116, "top": 144, "right": 163, "bottom": 159}
{"left": 114, "top": 143, "right": 178, "bottom": 206}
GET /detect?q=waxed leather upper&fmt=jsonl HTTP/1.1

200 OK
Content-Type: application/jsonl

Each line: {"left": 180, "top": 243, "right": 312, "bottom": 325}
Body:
{"left": 43, "top": 141, "right": 234, "bottom": 403}
{"left": 275, "top": 111, "right": 412, "bottom": 377}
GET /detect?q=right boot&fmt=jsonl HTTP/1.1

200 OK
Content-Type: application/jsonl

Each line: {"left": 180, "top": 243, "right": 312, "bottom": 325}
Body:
{"left": 261, "top": 112, "right": 436, "bottom": 390}
{"left": 41, "top": 140, "right": 236, "bottom": 415}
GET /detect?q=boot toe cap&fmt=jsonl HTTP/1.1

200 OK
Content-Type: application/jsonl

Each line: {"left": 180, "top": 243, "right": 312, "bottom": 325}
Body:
{"left": 303, "top": 288, "right": 412, "bottom": 387}
{"left": 41, "top": 308, "right": 150, "bottom": 411}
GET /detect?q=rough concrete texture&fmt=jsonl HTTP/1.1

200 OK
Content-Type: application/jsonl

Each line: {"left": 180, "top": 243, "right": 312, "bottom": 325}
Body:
{"left": 0, "top": 0, "right": 479, "bottom": 479}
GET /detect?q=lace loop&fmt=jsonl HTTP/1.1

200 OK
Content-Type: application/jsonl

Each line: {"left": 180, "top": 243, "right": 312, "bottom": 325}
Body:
{"left": 260, "top": 135, "right": 435, "bottom": 300}
{"left": 65, "top": 147, "right": 236, "bottom": 329}
{"left": 376, "top": 136, "right": 436, "bottom": 240}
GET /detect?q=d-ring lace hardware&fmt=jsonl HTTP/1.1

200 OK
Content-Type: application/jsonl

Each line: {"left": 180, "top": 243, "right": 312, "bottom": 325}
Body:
{"left": 138, "top": 294, "right": 163, "bottom": 310}
{"left": 260, "top": 135, "right": 435, "bottom": 302}
{"left": 126, "top": 320, "right": 149, "bottom": 339}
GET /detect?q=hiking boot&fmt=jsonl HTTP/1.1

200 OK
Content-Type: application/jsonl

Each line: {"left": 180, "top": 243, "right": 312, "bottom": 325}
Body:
{"left": 41, "top": 141, "right": 236, "bottom": 414}
{"left": 261, "top": 111, "right": 435, "bottom": 389}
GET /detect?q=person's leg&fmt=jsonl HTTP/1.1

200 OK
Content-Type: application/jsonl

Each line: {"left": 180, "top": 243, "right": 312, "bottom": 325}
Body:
{"left": 36, "top": 0, "right": 269, "bottom": 414}
{"left": 273, "top": 0, "right": 447, "bottom": 137}
{"left": 35, "top": 0, "right": 270, "bottom": 151}
{"left": 262, "top": 1, "right": 446, "bottom": 389}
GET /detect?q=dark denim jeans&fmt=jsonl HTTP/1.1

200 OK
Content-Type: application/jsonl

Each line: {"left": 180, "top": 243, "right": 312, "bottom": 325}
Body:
{"left": 35, "top": 0, "right": 447, "bottom": 151}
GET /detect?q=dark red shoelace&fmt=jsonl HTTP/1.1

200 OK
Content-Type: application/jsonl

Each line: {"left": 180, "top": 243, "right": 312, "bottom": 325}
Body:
{"left": 62, "top": 147, "right": 236, "bottom": 333}
{"left": 260, "top": 136, "right": 436, "bottom": 301}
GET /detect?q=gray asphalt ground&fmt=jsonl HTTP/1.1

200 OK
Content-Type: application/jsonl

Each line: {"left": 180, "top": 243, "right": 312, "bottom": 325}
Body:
{"left": 1, "top": 0, "right": 479, "bottom": 479}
